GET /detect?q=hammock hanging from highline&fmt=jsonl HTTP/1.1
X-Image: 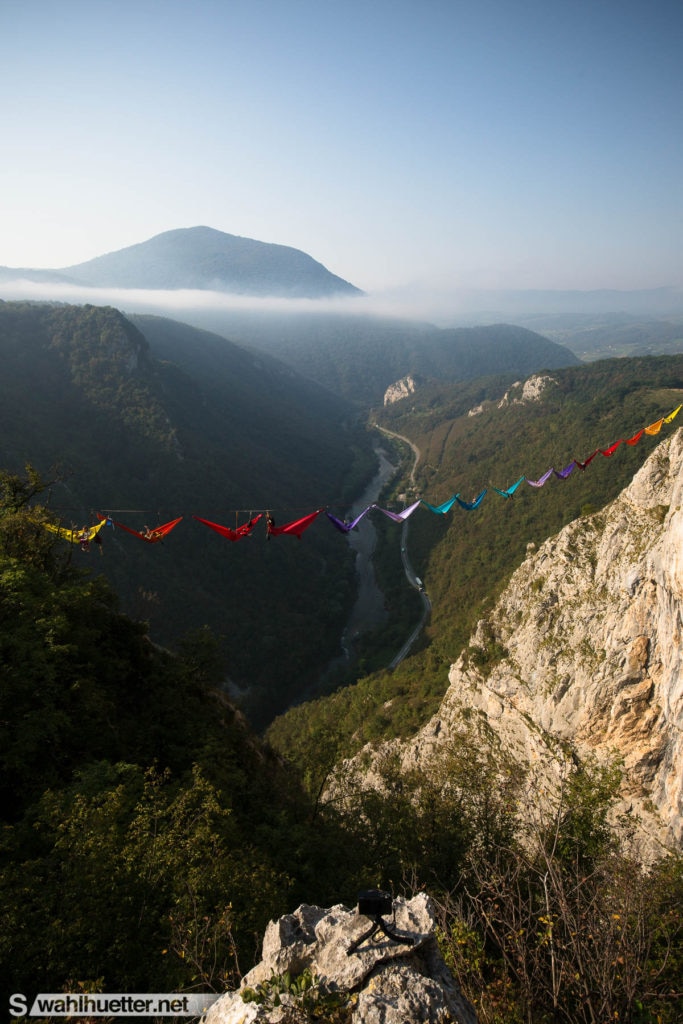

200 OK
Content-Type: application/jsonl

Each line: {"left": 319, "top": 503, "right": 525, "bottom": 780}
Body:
{"left": 193, "top": 513, "right": 263, "bottom": 541}
{"left": 326, "top": 506, "right": 375, "bottom": 533}
{"left": 44, "top": 519, "right": 107, "bottom": 548}
{"left": 97, "top": 513, "right": 183, "bottom": 543}
{"left": 266, "top": 508, "right": 324, "bottom": 538}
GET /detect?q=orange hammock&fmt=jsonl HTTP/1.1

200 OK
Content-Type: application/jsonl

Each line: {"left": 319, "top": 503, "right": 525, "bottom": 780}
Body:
{"left": 97, "top": 513, "right": 183, "bottom": 543}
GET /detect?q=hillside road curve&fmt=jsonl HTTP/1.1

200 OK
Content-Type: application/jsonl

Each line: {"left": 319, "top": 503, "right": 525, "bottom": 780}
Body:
{"left": 375, "top": 426, "right": 431, "bottom": 667}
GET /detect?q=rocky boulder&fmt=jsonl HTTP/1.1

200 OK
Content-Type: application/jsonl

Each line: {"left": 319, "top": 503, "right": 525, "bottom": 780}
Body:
{"left": 202, "top": 893, "right": 477, "bottom": 1024}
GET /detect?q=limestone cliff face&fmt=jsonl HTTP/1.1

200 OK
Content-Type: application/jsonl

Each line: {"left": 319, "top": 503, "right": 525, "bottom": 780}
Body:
{"left": 384, "top": 375, "right": 417, "bottom": 406}
{"left": 402, "top": 428, "right": 683, "bottom": 855}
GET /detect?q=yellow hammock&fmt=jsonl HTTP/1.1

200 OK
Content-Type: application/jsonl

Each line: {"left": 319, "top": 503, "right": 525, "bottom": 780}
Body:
{"left": 44, "top": 520, "right": 107, "bottom": 546}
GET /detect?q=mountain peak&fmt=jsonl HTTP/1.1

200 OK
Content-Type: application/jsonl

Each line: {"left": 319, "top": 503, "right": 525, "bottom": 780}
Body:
{"left": 59, "top": 226, "right": 363, "bottom": 299}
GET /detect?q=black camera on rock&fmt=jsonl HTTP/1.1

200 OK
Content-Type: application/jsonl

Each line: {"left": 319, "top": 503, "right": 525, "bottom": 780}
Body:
{"left": 347, "top": 888, "right": 414, "bottom": 956}
{"left": 348, "top": 892, "right": 411, "bottom": 954}
{"left": 357, "top": 889, "right": 393, "bottom": 918}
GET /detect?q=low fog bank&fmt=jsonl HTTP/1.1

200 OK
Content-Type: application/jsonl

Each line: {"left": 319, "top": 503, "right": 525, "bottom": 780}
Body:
{"left": 1, "top": 276, "right": 682, "bottom": 333}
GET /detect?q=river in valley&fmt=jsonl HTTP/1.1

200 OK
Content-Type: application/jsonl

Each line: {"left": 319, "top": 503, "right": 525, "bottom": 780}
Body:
{"left": 337, "top": 440, "right": 399, "bottom": 658}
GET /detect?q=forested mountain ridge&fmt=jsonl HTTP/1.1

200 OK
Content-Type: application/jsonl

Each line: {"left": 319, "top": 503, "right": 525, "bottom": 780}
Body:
{"left": 0, "top": 225, "right": 583, "bottom": 408}
{"left": 379, "top": 354, "right": 683, "bottom": 664}
{"left": 0, "top": 226, "right": 363, "bottom": 298}
{"left": 0, "top": 299, "right": 374, "bottom": 727}
{"left": 185, "top": 308, "right": 581, "bottom": 405}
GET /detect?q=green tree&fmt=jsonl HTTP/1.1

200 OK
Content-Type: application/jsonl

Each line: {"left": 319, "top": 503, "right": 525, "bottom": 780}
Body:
{"left": 0, "top": 760, "right": 286, "bottom": 992}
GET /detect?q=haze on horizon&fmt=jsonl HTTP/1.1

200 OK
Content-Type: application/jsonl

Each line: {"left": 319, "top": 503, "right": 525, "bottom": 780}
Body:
{"left": 1, "top": 0, "right": 681, "bottom": 302}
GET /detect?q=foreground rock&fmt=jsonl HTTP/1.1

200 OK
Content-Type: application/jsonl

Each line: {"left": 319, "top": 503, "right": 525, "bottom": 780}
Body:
{"left": 203, "top": 894, "right": 477, "bottom": 1024}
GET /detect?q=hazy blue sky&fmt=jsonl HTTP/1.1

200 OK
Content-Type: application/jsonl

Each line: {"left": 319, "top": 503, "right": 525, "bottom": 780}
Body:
{"left": 1, "top": 0, "right": 681, "bottom": 299}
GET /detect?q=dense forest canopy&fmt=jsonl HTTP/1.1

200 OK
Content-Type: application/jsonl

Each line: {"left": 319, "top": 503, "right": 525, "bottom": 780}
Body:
{"left": 0, "top": 467, "right": 369, "bottom": 994}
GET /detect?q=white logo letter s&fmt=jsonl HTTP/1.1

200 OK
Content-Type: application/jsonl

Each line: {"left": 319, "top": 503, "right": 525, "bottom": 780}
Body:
{"left": 9, "top": 994, "right": 28, "bottom": 1017}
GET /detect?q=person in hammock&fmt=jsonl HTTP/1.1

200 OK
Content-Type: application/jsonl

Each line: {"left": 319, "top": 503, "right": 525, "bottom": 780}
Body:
{"left": 265, "top": 511, "right": 275, "bottom": 539}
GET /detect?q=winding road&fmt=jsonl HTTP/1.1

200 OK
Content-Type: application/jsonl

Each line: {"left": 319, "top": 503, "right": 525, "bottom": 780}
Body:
{"left": 390, "top": 517, "right": 432, "bottom": 668}
{"left": 376, "top": 425, "right": 421, "bottom": 487}
{"left": 374, "top": 426, "right": 432, "bottom": 668}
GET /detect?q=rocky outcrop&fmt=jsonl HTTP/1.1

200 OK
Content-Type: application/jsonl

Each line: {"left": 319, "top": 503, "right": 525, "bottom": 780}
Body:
{"left": 384, "top": 376, "right": 417, "bottom": 406}
{"left": 498, "top": 374, "right": 557, "bottom": 407}
{"left": 370, "top": 429, "right": 683, "bottom": 858}
{"left": 203, "top": 894, "right": 477, "bottom": 1024}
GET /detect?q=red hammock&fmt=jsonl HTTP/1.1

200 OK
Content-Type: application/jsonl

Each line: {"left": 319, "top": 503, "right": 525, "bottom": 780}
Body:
{"left": 193, "top": 513, "right": 263, "bottom": 541}
{"left": 599, "top": 428, "right": 646, "bottom": 457}
{"left": 97, "top": 513, "right": 183, "bottom": 543}
{"left": 266, "top": 508, "right": 324, "bottom": 538}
